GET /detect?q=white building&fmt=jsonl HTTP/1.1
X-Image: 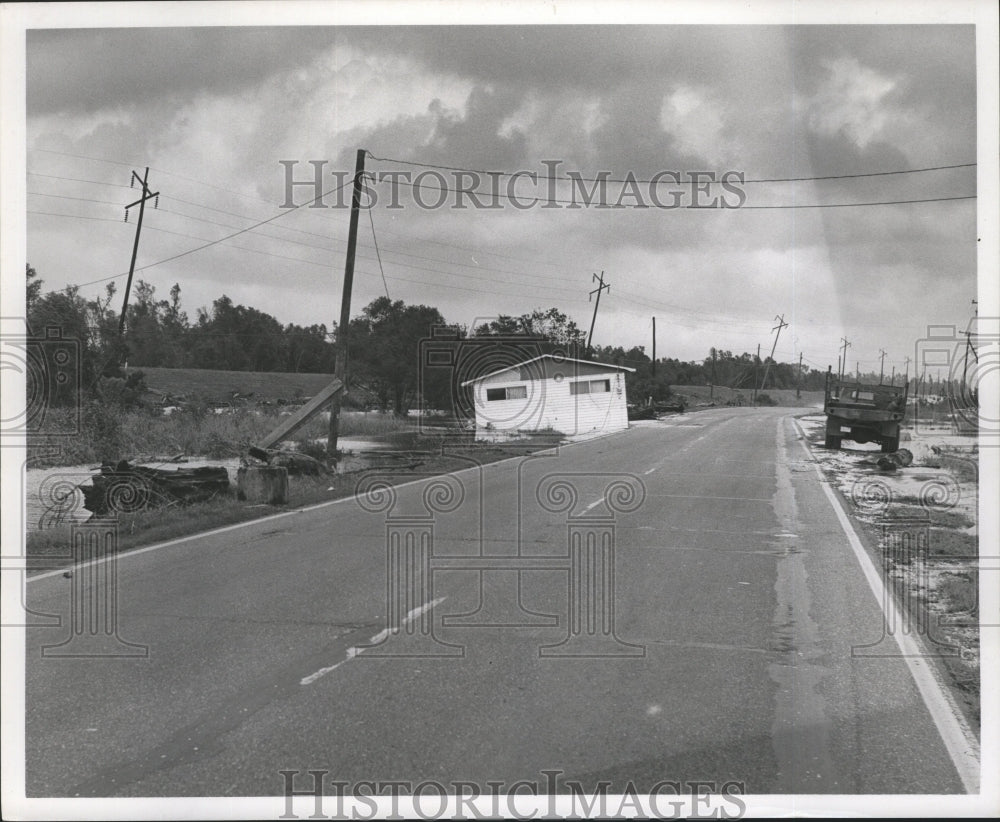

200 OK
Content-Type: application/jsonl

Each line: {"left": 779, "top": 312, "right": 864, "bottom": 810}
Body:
{"left": 461, "top": 354, "right": 635, "bottom": 437}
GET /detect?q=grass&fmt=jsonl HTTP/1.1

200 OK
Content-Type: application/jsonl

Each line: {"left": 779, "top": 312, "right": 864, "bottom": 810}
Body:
{"left": 927, "top": 528, "right": 979, "bottom": 559}
{"left": 879, "top": 504, "right": 976, "bottom": 531}
{"left": 938, "top": 571, "right": 979, "bottom": 617}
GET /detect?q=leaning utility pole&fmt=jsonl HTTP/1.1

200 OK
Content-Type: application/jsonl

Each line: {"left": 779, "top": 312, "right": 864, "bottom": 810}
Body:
{"left": 758, "top": 313, "right": 787, "bottom": 394}
{"left": 839, "top": 337, "right": 851, "bottom": 382}
{"left": 119, "top": 168, "right": 159, "bottom": 345}
{"left": 795, "top": 351, "right": 803, "bottom": 399}
{"left": 878, "top": 349, "right": 887, "bottom": 384}
{"left": 587, "top": 271, "right": 610, "bottom": 350}
{"left": 961, "top": 330, "right": 978, "bottom": 391}
{"left": 328, "top": 148, "right": 367, "bottom": 457}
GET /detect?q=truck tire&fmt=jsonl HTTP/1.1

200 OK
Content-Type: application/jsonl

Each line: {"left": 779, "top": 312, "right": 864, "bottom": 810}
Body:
{"left": 881, "top": 437, "right": 899, "bottom": 453}
{"left": 825, "top": 434, "right": 841, "bottom": 450}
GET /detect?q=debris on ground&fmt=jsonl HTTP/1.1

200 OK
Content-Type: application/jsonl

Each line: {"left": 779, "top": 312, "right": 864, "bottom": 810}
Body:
{"left": 246, "top": 446, "right": 328, "bottom": 476}
{"left": 81, "top": 460, "right": 231, "bottom": 517}
{"left": 859, "top": 448, "right": 914, "bottom": 471}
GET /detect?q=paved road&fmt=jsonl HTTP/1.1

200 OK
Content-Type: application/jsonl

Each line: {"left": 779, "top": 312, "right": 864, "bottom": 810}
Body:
{"left": 24, "top": 407, "right": 973, "bottom": 797}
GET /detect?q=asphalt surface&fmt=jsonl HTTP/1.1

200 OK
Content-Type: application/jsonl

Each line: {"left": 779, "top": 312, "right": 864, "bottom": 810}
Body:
{"left": 24, "top": 407, "right": 970, "bottom": 797}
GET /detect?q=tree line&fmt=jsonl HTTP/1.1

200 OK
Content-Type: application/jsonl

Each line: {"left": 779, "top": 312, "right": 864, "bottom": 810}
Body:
{"left": 26, "top": 264, "right": 838, "bottom": 414}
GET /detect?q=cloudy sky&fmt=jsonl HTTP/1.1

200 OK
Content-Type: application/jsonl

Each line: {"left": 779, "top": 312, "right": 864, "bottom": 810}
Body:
{"left": 20, "top": 11, "right": 983, "bottom": 377}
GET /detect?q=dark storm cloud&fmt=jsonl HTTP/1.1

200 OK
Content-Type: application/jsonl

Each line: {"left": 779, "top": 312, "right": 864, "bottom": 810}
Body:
{"left": 373, "top": 26, "right": 733, "bottom": 92}
{"left": 27, "top": 27, "right": 340, "bottom": 114}
{"left": 22, "top": 22, "right": 979, "bottom": 364}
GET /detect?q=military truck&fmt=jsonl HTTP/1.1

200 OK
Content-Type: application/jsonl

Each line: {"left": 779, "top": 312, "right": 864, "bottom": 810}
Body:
{"left": 823, "top": 370, "right": 907, "bottom": 452}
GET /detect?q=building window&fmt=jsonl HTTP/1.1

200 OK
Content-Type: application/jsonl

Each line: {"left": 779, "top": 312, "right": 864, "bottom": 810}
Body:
{"left": 570, "top": 378, "right": 611, "bottom": 395}
{"left": 485, "top": 385, "right": 527, "bottom": 401}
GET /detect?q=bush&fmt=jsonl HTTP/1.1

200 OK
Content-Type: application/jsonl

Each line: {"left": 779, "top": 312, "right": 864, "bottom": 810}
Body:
{"left": 295, "top": 438, "right": 329, "bottom": 462}
{"left": 80, "top": 400, "right": 124, "bottom": 462}
{"left": 755, "top": 393, "right": 777, "bottom": 406}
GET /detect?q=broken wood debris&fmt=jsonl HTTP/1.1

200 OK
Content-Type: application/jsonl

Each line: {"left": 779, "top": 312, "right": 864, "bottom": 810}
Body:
{"left": 81, "top": 460, "right": 230, "bottom": 517}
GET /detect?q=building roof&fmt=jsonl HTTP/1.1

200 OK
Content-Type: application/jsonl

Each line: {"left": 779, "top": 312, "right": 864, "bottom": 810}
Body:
{"left": 460, "top": 354, "right": 635, "bottom": 387}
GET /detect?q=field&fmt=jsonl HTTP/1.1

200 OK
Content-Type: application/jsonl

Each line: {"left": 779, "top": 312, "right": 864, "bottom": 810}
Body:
{"left": 138, "top": 366, "right": 336, "bottom": 402}
{"left": 672, "top": 383, "right": 826, "bottom": 408}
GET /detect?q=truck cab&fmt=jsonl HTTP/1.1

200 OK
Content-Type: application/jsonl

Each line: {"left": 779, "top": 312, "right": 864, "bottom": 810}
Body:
{"left": 824, "top": 372, "right": 907, "bottom": 452}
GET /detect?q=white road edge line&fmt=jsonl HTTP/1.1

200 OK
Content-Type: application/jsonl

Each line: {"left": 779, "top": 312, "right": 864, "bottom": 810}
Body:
{"left": 790, "top": 416, "right": 981, "bottom": 793}
{"left": 300, "top": 597, "right": 446, "bottom": 686}
{"left": 26, "top": 430, "right": 635, "bottom": 585}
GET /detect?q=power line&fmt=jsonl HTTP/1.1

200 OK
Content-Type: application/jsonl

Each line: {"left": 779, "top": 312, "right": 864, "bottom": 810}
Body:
{"left": 30, "top": 147, "right": 284, "bottom": 207}
{"left": 30, "top": 176, "right": 355, "bottom": 294}
{"left": 742, "top": 195, "right": 975, "bottom": 210}
{"left": 30, "top": 180, "right": 595, "bottom": 285}
{"left": 366, "top": 199, "right": 391, "bottom": 300}
{"left": 366, "top": 152, "right": 976, "bottom": 185}
{"left": 107, "top": 177, "right": 355, "bottom": 278}
{"left": 29, "top": 207, "right": 590, "bottom": 298}
{"left": 28, "top": 209, "right": 121, "bottom": 225}
{"left": 28, "top": 190, "right": 125, "bottom": 206}
{"left": 28, "top": 171, "right": 133, "bottom": 189}
{"left": 31, "top": 206, "right": 946, "bottom": 335}
{"left": 372, "top": 174, "right": 976, "bottom": 209}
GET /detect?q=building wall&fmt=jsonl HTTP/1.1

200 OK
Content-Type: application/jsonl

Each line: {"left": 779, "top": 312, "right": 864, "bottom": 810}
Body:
{"left": 472, "top": 369, "right": 629, "bottom": 435}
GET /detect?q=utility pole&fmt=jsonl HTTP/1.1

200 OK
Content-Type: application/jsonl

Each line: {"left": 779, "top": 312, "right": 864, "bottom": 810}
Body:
{"left": 328, "top": 148, "right": 367, "bottom": 457}
{"left": 795, "top": 351, "right": 802, "bottom": 399}
{"left": 118, "top": 168, "right": 159, "bottom": 354}
{"left": 839, "top": 337, "right": 851, "bottom": 382}
{"left": 890, "top": 365, "right": 895, "bottom": 386}
{"left": 758, "top": 313, "right": 787, "bottom": 394}
{"left": 587, "top": 271, "right": 609, "bottom": 350}
{"left": 710, "top": 348, "right": 717, "bottom": 399}
{"left": 752, "top": 343, "right": 761, "bottom": 405}
{"left": 651, "top": 316, "right": 656, "bottom": 377}
{"left": 961, "top": 330, "right": 978, "bottom": 390}
{"left": 878, "top": 349, "right": 887, "bottom": 384}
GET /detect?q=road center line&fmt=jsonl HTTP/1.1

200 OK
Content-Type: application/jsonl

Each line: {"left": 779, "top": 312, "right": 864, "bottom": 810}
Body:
{"left": 300, "top": 597, "right": 446, "bottom": 686}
